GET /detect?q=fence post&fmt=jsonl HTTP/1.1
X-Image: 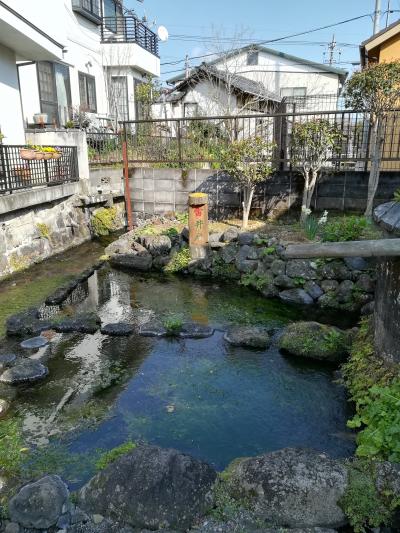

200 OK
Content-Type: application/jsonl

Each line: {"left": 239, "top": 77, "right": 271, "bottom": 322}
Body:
{"left": 122, "top": 135, "right": 133, "bottom": 231}
{"left": 177, "top": 119, "right": 182, "bottom": 167}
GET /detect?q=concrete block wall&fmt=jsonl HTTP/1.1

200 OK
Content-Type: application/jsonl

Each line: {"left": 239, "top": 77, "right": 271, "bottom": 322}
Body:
{"left": 129, "top": 167, "right": 400, "bottom": 219}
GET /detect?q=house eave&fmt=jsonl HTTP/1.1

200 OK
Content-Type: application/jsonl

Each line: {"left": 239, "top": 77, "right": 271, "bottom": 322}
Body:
{"left": 0, "top": 0, "right": 65, "bottom": 61}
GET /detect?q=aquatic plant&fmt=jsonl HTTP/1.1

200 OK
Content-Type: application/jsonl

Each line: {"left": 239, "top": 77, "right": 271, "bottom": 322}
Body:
{"left": 162, "top": 313, "right": 184, "bottom": 335}
{"left": 164, "top": 246, "right": 191, "bottom": 274}
{"left": 95, "top": 441, "right": 136, "bottom": 471}
{"left": 91, "top": 207, "right": 118, "bottom": 237}
{"left": 0, "top": 418, "right": 26, "bottom": 475}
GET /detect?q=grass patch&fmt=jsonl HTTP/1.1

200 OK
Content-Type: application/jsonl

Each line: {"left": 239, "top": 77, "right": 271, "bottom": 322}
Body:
{"left": 164, "top": 247, "right": 191, "bottom": 274}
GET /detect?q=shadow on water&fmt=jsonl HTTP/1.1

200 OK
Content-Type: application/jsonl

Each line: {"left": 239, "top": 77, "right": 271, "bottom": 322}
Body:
{"left": 2, "top": 263, "right": 357, "bottom": 489}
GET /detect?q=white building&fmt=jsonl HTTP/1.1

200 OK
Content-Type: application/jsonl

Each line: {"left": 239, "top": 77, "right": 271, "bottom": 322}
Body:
{"left": 165, "top": 44, "right": 348, "bottom": 116}
{"left": 0, "top": 0, "right": 160, "bottom": 144}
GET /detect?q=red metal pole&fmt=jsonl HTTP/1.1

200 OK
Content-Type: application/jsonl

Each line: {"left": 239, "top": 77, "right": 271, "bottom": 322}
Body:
{"left": 122, "top": 140, "right": 133, "bottom": 231}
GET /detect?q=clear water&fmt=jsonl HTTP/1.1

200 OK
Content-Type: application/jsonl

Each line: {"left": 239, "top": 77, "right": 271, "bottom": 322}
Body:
{"left": 3, "top": 268, "right": 356, "bottom": 488}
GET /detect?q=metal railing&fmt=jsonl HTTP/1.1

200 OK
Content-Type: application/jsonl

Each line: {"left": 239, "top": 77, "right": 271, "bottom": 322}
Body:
{"left": 119, "top": 109, "right": 400, "bottom": 171}
{"left": 87, "top": 132, "right": 123, "bottom": 166}
{"left": 101, "top": 16, "right": 159, "bottom": 56}
{"left": 0, "top": 145, "right": 79, "bottom": 194}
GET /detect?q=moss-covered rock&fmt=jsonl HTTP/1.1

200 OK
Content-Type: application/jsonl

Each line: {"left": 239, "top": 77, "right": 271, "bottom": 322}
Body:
{"left": 279, "top": 321, "right": 351, "bottom": 363}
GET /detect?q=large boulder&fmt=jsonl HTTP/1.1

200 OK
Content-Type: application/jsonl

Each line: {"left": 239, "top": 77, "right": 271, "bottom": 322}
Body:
{"left": 6, "top": 308, "right": 52, "bottom": 337}
{"left": 100, "top": 322, "right": 134, "bottom": 337}
{"left": 279, "top": 289, "right": 314, "bottom": 306}
{"left": 53, "top": 313, "right": 101, "bottom": 334}
{"left": 77, "top": 444, "right": 217, "bottom": 531}
{"left": 9, "top": 475, "right": 70, "bottom": 529}
{"left": 222, "top": 448, "right": 348, "bottom": 529}
{"left": 110, "top": 253, "right": 153, "bottom": 271}
{"left": 279, "top": 321, "right": 350, "bottom": 363}
{"left": 0, "top": 359, "right": 48, "bottom": 384}
{"left": 286, "top": 260, "right": 317, "bottom": 280}
{"left": 140, "top": 235, "right": 172, "bottom": 256}
{"left": 0, "top": 353, "right": 16, "bottom": 371}
{"left": 224, "top": 326, "right": 270, "bottom": 349}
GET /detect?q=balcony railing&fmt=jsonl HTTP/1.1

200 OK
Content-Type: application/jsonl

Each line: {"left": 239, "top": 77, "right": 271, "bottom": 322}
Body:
{"left": 101, "top": 16, "right": 159, "bottom": 56}
{"left": 0, "top": 146, "right": 79, "bottom": 194}
{"left": 72, "top": 0, "right": 102, "bottom": 25}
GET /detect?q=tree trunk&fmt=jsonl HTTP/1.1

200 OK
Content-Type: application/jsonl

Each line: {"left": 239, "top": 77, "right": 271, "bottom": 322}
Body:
{"left": 242, "top": 186, "right": 254, "bottom": 229}
{"left": 300, "top": 169, "right": 318, "bottom": 223}
{"left": 365, "top": 117, "right": 384, "bottom": 218}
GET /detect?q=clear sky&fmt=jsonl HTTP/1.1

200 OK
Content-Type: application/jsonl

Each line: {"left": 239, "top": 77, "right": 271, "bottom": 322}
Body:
{"left": 125, "top": 0, "right": 400, "bottom": 81}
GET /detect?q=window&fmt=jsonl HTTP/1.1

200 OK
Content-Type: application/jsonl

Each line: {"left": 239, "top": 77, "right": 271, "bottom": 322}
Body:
{"left": 280, "top": 87, "right": 307, "bottom": 98}
{"left": 37, "top": 62, "right": 72, "bottom": 126}
{"left": 247, "top": 51, "right": 259, "bottom": 66}
{"left": 104, "top": 0, "right": 123, "bottom": 33}
{"left": 110, "top": 76, "right": 129, "bottom": 122}
{"left": 71, "top": 0, "right": 101, "bottom": 23}
{"left": 79, "top": 72, "right": 97, "bottom": 113}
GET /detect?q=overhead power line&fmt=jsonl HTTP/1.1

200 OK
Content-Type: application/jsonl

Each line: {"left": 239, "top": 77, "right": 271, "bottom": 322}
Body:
{"left": 160, "top": 12, "right": 374, "bottom": 67}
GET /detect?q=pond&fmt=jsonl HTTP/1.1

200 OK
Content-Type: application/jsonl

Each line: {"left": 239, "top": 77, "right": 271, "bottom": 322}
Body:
{"left": 1, "top": 264, "right": 356, "bottom": 489}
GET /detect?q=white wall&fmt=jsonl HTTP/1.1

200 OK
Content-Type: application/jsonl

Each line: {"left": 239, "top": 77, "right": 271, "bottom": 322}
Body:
{"left": 0, "top": 44, "right": 25, "bottom": 144}
{"left": 17, "top": 1, "right": 160, "bottom": 126}
{"left": 219, "top": 50, "right": 341, "bottom": 98}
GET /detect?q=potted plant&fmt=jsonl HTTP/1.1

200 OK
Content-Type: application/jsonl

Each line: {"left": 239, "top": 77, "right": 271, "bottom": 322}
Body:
{"left": 20, "top": 145, "right": 37, "bottom": 160}
{"left": 52, "top": 147, "right": 62, "bottom": 160}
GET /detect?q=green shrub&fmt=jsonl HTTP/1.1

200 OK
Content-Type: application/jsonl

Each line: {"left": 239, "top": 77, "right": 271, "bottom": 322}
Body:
{"left": 91, "top": 207, "right": 117, "bottom": 237}
{"left": 95, "top": 441, "right": 136, "bottom": 471}
{"left": 322, "top": 216, "right": 368, "bottom": 242}
{"left": 164, "top": 246, "right": 191, "bottom": 274}
{"left": 342, "top": 318, "right": 400, "bottom": 461}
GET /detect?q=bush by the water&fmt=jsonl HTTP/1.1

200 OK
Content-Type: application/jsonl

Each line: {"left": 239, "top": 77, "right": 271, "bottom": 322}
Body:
{"left": 342, "top": 318, "right": 400, "bottom": 462}
{"left": 322, "top": 216, "right": 368, "bottom": 242}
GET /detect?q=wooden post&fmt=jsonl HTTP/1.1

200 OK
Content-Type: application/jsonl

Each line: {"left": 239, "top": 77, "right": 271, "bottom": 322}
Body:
{"left": 188, "top": 192, "right": 209, "bottom": 259}
{"left": 122, "top": 140, "right": 133, "bottom": 231}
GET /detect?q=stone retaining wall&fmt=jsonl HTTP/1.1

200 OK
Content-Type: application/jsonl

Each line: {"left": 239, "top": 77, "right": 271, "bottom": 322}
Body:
{"left": 129, "top": 167, "right": 400, "bottom": 219}
{"left": 106, "top": 228, "right": 376, "bottom": 313}
{"left": 0, "top": 187, "right": 125, "bottom": 278}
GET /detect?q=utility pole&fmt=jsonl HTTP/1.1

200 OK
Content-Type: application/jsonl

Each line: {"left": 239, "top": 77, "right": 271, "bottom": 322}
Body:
{"left": 185, "top": 54, "right": 190, "bottom": 79}
{"left": 386, "top": 0, "right": 391, "bottom": 27}
{"left": 373, "top": 0, "right": 382, "bottom": 34}
{"left": 324, "top": 35, "right": 342, "bottom": 65}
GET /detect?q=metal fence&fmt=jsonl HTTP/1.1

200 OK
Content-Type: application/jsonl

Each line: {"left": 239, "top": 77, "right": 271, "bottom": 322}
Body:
{"left": 87, "top": 131, "right": 123, "bottom": 166}
{"left": 119, "top": 109, "right": 400, "bottom": 172}
{"left": 0, "top": 145, "right": 79, "bottom": 194}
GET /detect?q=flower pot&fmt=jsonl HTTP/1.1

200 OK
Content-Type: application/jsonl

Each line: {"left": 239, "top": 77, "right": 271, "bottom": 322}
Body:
{"left": 42, "top": 152, "right": 53, "bottom": 160}
{"left": 52, "top": 151, "right": 62, "bottom": 160}
{"left": 33, "top": 113, "right": 48, "bottom": 125}
{"left": 34, "top": 151, "right": 44, "bottom": 160}
{"left": 20, "top": 148, "right": 36, "bottom": 160}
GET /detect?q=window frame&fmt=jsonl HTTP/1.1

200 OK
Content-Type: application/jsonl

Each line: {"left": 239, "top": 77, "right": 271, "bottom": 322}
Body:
{"left": 79, "top": 71, "right": 97, "bottom": 113}
{"left": 37, "top": 61, "right": 72, "bottom": 126}
{"left": 280, "top": 87, "right": 307, "bottom": 98}
{"left": 247, "top": 51, "right": 259, "bottom": 66}
{"left": 104, "top": 0, "right": 123, "bottom": 33}
{"left": 110, "top": 75, "right": 129, "bottom": 122}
